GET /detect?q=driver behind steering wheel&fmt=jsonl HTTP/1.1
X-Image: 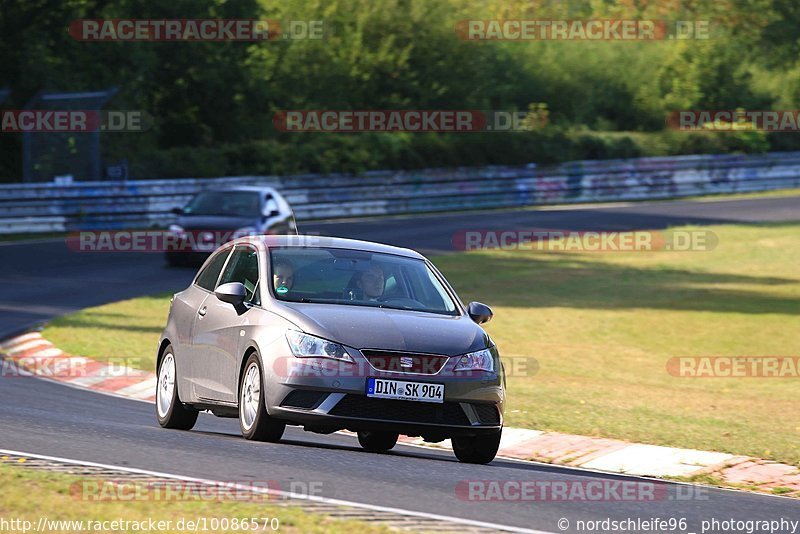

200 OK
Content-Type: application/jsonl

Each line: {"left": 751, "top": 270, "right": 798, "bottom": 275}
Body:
{"left": 356, "top": 263, "right": 385, "bottom": 301}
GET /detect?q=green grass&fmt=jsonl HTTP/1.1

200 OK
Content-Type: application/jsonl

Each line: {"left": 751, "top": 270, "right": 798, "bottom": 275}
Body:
{"left": 0, "top": 232, "right": 69, "bottom": 242}
{"left": 434, "top": 222, "right": 800, "bottom": 466}
{"left": 42, "top": 223, "right": 800, "bottom": 465}
{"left": 681, "top": 187, "right": 800, "bottom": 202}
{"left": 0, "top": 461, "right": 391, "bottom": 534}
{"left": 43, "top": 294, "right": 172, "bottom": 372}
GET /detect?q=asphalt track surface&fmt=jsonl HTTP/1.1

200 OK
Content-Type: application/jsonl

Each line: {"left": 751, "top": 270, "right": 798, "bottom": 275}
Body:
{"left": 0, "top": 376, "right": 797, "bottom": 533}
{"left": 1, "top": 196, "right": 799, "bottom": 532}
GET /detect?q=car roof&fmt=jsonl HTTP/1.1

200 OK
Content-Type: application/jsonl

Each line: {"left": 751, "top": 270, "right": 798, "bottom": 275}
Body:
{"left": 232, "top": 235, "right": 425, "bottom": 260}
{"left": 207, "top": 185, "right": 280, "bottom": 194}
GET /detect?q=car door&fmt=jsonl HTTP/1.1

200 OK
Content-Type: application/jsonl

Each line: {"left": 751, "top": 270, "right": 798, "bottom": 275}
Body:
{"left": 177, "top": 247, "right": 232, "bottom": 400}
{"left": 191, "top": 244, "right": 261, "bottom": 403}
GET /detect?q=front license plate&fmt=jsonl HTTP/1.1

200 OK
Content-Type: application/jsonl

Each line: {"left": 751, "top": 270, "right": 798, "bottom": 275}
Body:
{"left": 366, "top": 378, "right": 444, "bottom": 403}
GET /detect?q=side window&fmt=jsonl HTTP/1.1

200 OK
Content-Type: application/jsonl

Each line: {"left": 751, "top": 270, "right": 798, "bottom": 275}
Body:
{"left": 195, "top": 249, "right": 231, "bottom": 291}
{"left": 264, "top": 194, "right": 279, "bottom": 216}
{"left": 219, "top": 245, "right": 261, "bottom": 305}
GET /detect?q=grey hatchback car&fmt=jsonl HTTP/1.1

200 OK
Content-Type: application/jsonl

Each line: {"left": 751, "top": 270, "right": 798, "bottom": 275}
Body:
{"left": 156, "top": 235, "right": 505, "bottom": 463}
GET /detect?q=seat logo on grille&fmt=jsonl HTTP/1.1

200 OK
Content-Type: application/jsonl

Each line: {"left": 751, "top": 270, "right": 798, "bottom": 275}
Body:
{"left": 399, "top": 356, "right": 414, "bottom": 368}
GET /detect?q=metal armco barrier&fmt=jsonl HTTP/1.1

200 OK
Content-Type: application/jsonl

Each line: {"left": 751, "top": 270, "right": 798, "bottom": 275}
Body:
{"left": 1, "top": 151, "right": 799, "bottom": 234}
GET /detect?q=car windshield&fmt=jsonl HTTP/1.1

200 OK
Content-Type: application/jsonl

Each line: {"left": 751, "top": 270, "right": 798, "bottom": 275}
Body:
{"left": 184, "top": 191, "right": 261, "bottom": 217}
{"left": 269, "top": 247, "right": 459, "bottom": 315}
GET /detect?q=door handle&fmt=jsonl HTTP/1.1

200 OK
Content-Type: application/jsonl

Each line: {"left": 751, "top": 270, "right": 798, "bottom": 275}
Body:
{"left": 198, "top": 306, "right": 207, "bottom": 317}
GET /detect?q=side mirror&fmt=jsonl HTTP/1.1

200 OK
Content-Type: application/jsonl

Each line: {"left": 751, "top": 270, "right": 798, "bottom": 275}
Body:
{"left": 171, "top": 206, "right": 184, "bottom": 215}
{"left": 467, "top": 301, "right": 493, "bottom": 325}
{"left": 215, "top": 282, "right": 246, "bottom": 306}
{"left": 264, "top": 209, "right": 280, "bottom": 218}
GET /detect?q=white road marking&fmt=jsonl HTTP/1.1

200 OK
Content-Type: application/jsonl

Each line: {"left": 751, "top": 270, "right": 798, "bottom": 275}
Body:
{"left": 65, "top": 375, "right": 114, "bottom": 388}
{"left": 581, "top": 444, "right": 736, "bottom": 477}
{"left": 30, "top": 348, "right": 64, "bottom": 358}
{"left": 498, "top": 427, "right": 546, "bottom": 452}
{"left": 0, "top": 332, "right": 43, "bottom": 349}
{"left": 114, "top": 377, "right": 157, "bottom": 398}
{"left": 5, "top": 339, "right": 51, "bottom": 355}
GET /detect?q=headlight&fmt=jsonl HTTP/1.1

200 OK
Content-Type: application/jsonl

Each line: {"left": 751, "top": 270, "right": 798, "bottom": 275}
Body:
{"left": 232, "top": 227, "right": 257, "bottom": 239}
{"left": 286, "top": 331, "right": 354, "bottom": 363}
{"left": 168, "top": 224, "right": 184, "bottom": 234}
{"left": 453, "top": 348, "right": 494, "bottom": 372}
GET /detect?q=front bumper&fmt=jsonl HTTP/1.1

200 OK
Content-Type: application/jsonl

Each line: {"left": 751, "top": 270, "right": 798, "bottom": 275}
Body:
{"left": 164, "top": 231, "right": 231, "bottom": 263}
{"left": 265, "top": 351, "right": 505, "bottom": 439}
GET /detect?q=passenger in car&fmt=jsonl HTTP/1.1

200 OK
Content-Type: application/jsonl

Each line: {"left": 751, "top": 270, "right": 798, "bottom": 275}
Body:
{"left": 272, "top": 259, "right": 294, "bottom": 293}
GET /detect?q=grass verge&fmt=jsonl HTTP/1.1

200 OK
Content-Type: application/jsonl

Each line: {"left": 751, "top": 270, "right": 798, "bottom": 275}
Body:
{"left": 681, "top": 187, "right": 800, "bottom": 202}
{"left": 43, "top": 294, "right": 170, "bottom": 372}
{"left": 0, "top": 461, "right": 390, "bottom": 534}
{"left": 0, "top": 232, "right": 69, "bottom": 243}
{"left": 42, "top": 223, "right": 800, "bottom": 465}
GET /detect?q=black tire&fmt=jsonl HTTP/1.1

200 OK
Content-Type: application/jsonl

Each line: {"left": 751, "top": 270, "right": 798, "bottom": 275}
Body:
{"left": 239, "top": 353, "right": 285, "bottom": 442}
{"left": 452, "top": 429, "right": 502, "bottom": 464}
{"left": 357, "top": 431, "right": 399, "bottom": 452}
{"left": 156, "top": 346, "right": 198, "bottom": 430}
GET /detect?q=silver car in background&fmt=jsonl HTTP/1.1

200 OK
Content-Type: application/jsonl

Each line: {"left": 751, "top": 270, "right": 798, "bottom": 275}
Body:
{"left": 165, "top": 186, "right": 296, "bottom": 266}
{"left": 156, "top": 235, "right": 505, "bottom": 463}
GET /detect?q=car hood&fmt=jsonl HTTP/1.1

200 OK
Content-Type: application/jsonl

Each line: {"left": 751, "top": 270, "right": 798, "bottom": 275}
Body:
{"left": 274, "top": 302, "right": 490, "bottom": 356}
{"left": 178, "top": 214, "right": 258, "bottom": 231}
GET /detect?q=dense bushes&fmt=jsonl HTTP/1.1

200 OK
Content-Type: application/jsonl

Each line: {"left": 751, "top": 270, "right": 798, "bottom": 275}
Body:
{"left": 1, "top": 0, "right": 799, "bottom": 181}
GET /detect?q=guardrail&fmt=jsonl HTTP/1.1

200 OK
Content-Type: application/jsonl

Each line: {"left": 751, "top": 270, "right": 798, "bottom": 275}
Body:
{"left": 1, "top": 151, "right": 799, "bottom": 234}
